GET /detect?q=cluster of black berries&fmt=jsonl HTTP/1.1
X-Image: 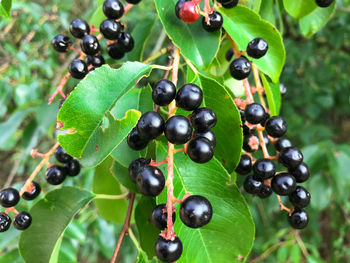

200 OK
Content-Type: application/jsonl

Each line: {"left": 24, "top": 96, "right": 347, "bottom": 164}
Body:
{"left": 51, "top": 0, "right": 137, "bottom": 80}
{"left": 235, "top": 102, "right": 311, "bottom": 229}
{"left": 45, "top": 146, "right": 81, "bottom": 185}
{"left": 316, "top": 0, "right": 334, "bottom": 7}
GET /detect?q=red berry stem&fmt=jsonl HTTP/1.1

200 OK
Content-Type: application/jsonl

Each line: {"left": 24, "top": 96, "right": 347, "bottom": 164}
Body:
{"left": 150, "top": 159, "right": 168, "bottom": 166}
{"left": 48, "top": 72, "right": 70, "bottom": 104}
{"left": 5, "top": 207, "right": 19, "bottom": 215}
{"left": 69, "top": 46, "right": 84, "bottom": 56}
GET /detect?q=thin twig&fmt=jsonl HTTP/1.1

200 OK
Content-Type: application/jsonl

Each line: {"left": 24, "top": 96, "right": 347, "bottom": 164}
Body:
{"left": 94, "top": 192, "right": 129, "bottom": 200}
{"left": 252, "top": 63, "right": 266, "bottom": 108}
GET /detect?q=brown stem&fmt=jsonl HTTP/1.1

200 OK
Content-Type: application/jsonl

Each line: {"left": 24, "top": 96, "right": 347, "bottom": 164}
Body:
{"left": 48, "top": 73, "right": 70, "bottom": 104}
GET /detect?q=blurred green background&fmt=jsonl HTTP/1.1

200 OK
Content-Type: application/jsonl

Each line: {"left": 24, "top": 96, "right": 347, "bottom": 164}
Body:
{"left": 0, "top": 0, "right": 349, "bottom": 262}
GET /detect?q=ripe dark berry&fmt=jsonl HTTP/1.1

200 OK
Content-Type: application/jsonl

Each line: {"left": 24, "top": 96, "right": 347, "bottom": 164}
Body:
{"left": 54, "top": 146, "right": 72, "bottom": 163}
{"left": 107, "top": 43, "right": 125, "bottom": 59}
{"left": 152, "top": 80, "right": 176, "bottom": 106}
{"left": 179, "top": 1, "right": 200, "bottom": 23}
{"left": 289, "top": 186, "right": 311, "bottom": 208}
{"left": 0, "top": 188, "right": 20, "bottom": 208}
{"left": 155, "top": 236, "right": 183, "bottom": 262}
{"left": 175, "top": 0, "right": 189, "bottom": 18}
{"left": 103, "top": 0, "right": 124, "bottom": 19}
{"left": 80, "top": 35, "right": 100, "bottom": 55}
{"left": 126, "top": 0, "right": 142, "bottom": 4}
{"left": 315, "top": 0, "right": 334, "bottom": 8}
{"left": 244, "top": 103, "right": 266, "bottom": 124}
{"left": 193, "top": 130, "right": 216, "bottom": 147}
{"left": 235, "top": 154, "right": 252, "bottom": 175}
{"left": 69, "top": 59, "right": 88, "bottom": 79}
{"left": 180, "top": 195, "right": 213, "bottom": 228}
{"left": 246, "top": 38, "right": 268, "bottom": 59}
{"left": 151, "top": 204, "right": 176, "bottom": 230}
{"left": 243, "top": 134, "right": 258, "bottom": 152}
{"left": 127, "top": 128, "right": 149, "bottom": 150}
{"left": 279, "top": 147, "right": 303, "bottom": 169}
{"left": 85, "top": 54, "right": 105, "bottom": 68}
{"left": 217, "top": 0, "right": 239, "bottom": 8}
{"left": 271, "top": 172, "right": 296, "bottom": 196}
{"left": 225, "top": 49, "right": 234, "bottom": 61}
{"left": 229, "top": 56, "right": 251, "bottom": 80}
{"left": 288, "top": 208, "right": 309, "bottom": 229}
{"left": 265, "top": 116, "right": 287, "bottom": 138}
{"left": 136, "top": 166, "right": 165, "bottom": 197}
{"left": 51, "top": 35, "right": 72, "bottom": 52}
{"left": 201, "top": 11, "right": 223, "bottom": 32}
{"left": 253, "top": 158, "right": 276, "bottom": 180}
{"left": 289, "top": 162, "right": 310, "bottom": 183}
{"left": 116, "top": 32, "right": 135, "bottom": 52}
{"left": 45, "top": 166, "right": 67, "bottom": 185}
{"left": 275, "top": 138, "right": 292, "bottom": 152}
{"left": 136, "top": 111, "right": 165, "bottom": 140}
{"left": 164, "top": 115, "right": 193, "bottom": 145}
{"left": 13, "top": 211, "right": 32, "bottom": 231}
{"left": 187, "top": 137, "right": 214, "bottom": 164}
{"left": 22, "top": 182, "right": 41, "bottom": 201}
{"left": 258, "top": 184, "right": 272, "bottom": 198}
{"left": 64, "top": 159, "right": 81, "bottom": 177}
{"left": 242, "top": 124, "right": 251, "bottom": 135}
{"left": 190, "top": 107, "right": 217, "bottom": 132}
{"left": 100, "top": 19, "right": 121, "bottom": 40}
{"left": 0, "top": 213, "right": 11, "bottom": 232}
{"left": 175, "top": 83, "right": 203, "bottom": 111}
{"left": 69, "top": 18, "right": 90, "bottom": 38}
{"left": 243, "top": 175, "right": 263, "bottom": 194}
{"left": 260, "top": 112, "right": 270, "bottom": 127}
{"left": 128, "top": 158, "right": 151, "bottom": 183}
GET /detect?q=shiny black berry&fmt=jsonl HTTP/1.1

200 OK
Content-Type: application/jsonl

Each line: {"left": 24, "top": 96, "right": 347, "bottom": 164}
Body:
{"left": 190, "top": 107, "right": 217, "bottom": 132}
{"left": 155, "top": 236, "right": 183, "bottom": 262}
{"left": 187, "top": 137, "right": 214, "bottom": 163}
{"left": 260, "top": 112, "right": 270, "bottom": 127}
{"left": 202, "top": 11, "right": 223, "bottom": 32}
{"left": 193, "top": 130, "right": 216, "bottom": 147}
{"left": 289, "top": 186, "right": 311, "bottom": 208}
{"left": 107, "top": 43, "right": 125, "bottom": 59}
{"left": 0, "top": 188, "right": 20, "bottom": 208}
{"left": 279, "top": 147, "right": 303, "bottom": 169}
{"left": 253, "top": 158, "right": 276, "bottom": 180}
{"left": 271, "top": 172, "right": 296, "bottom": 196}
{"left": 152, "top": 80, "right": 176, "bottom": 106}
{"left": 126, "top": 0, "right": 142, "bottom": 4}
{"left": 275, "top": 138, "right": 292, "bottom": 152}
{"left": 243, "top": 134, "right": 258, "bottom": 152}
{"left": 243, "top": 175, "right": 263, "bottom": 194}
{"left": 51, "top": 35, "right": 72, "bottom": 52}
{"left": 14, "top": 211, "right": 32, "bottom": 230}
{"left": 136, "top": 111, "right": 165, "bottom": 140}
{"left": 175, "top": 84, "right": 203, "bottom": 111}
{"left": 288, "top": 208, "right": 309, "bottom": 229}
{"left": 64, "top": 159, "right": 81, "bottom": 177}
{"left": 85, "top": 54, "right": 105, "bottom": 68}
{"left": 22, "top": 182, "right": 41, "bottom": 201}
{"left": 235, "top": 154, "right": 252, "bottom": 175}
{"left": 69, "top": 59, "right": 88, "bottom": 79}
{"left": 100, "top": 19, "right": 121, "bottom": 39}
{"left": 265, "top": 116, "right": 287, "bottom": 138}
{"left": 289, "top": 162, "right": 310, "bottom": 183}
{"left": 69, "top": 18, "right": 90, "bottom": 38}
{"left": 127, "top": 128, "right": 149, "bottom": 150}
{"left": 80, "top": 35, "right": 100, "bottom": 55}
{"left": 129, "top": 158, "right": 151, "bottom": 183}
{"left": 315, "top": 0, "right": 334, "bottom": 8}
{"left": 244, "top": 103, "right": 266, "bottom": 124}
{"left": 175, "top": 0, "right": 189, "bottom": 18}
{"left": 246, "top": 38, "right": 268, "bottom": 59}
{"left": 0, "top": 213, "right": 11, "bottom": 232}
{"left": 136, "top": 166, "right": 165, "bottom": 197}
{"left": 45, "top": 166, "right": 67, "bottom": 185}
{"left": 218, "top": 0, "right": 239, "bottom": 8}
{"left": 258, "top": 184, "right": 272, "bottom": 198}
{"left": 151, "top": 204, "right": 176, "bottom": 230}
{"left": 229, "top": 56, "right": 251, "bottom": 80}
{"left": 242, "top": 124, "right": 251, "bottom": 135}
{"left": 54, "top": 146, "right": 72, "bottom": 163}
{"left": 180, "top": 195, "right": 213, "bottom": 228}
{"left": 103, "top": 0, "right": 124, "bottom": 19}
{"left": 117, "top": 32, "right": 134, "bottom": 52}
{"left": 164, "top": 115, "right": 193, "bottom": 145}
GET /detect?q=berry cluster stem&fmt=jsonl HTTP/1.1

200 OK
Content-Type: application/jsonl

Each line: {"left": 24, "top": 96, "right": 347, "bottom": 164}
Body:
{"left": 252, "top": 63, "right": 266, "bottom": 109}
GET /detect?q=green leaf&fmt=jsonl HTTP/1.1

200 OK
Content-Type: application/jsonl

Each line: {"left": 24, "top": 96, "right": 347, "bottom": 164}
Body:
{"left": 19, "top": 187, "right": 95, "bottom": 263}
{"left": 93, "top": 157, "right": 129, "bottom": 223}
{"left": 137, "top": 250, "right": 158, "bottom": 263}
{"left": 260, "top": 73, "right": 281, "bottom": 116}
{"left": 299, "top": 2, "right": 336, "bottom": 37}
{"left": 219, "top": 6, "right": 285, "bottom": 83}
{"left": 0, "top": 0, "right": 12, "bottom": 18}
{"left": 245, "top": 0, "right": 262, "bottom": 13}
{"left": 0, "top": 249, "right": 24, "bottom": 263}
{"left": 259, "top": 0, "right": 276, "bottom": 25}
{"left": 154, "top": 0, "right": 220, "bottom": 69}
{"left": 156, "top": 142, "right": 255, "bottom": 263}
{"left": 112, "top": 159, "right": 139, "bottom": 192}
{"left": 58, "top": 63, "right": 152, "bottom": 158}
{"left": 282, "top": 0, "right": 317, "bottom": 19}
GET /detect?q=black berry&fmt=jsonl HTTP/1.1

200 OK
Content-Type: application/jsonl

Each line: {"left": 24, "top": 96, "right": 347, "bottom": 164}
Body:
{"left": 64, "top": 159, "right": 81, "bottom": 177}
{"left": 128, "top": 158, "right": 151, "bottom": 183}
{"left": 126, "top": 0, "right": 142, "bottom": 4}
{"left": 271, "top": 172, "right": 296, "bottom": 196}
{"left": 85, "top": 54, "right": 105, "bottom": 68}
{"left": 253, "top": 158, "right": 276, "bottom": 180}
{"left": 164, "top": 115, "right": 193, "bottom": 145}
{"left": 275, "top": 138, "right": 292, "bottom": 152}
{"left": 243, "top": 134, "right": 258, "bottom": 152}
{"left": 190, "top": 107, "right": 217, "bottom": 132}
{"left": 51, "top": 35, "right": 72, "bottom": 52}
{"left": 246, "top": 38, "right": 268, "bottom": 59}
{"left": 136, "top": 111, "right": 165, "bottom": 140}
{"left": 242, "top": 124, "right": 251, "bottom": 135}
{"left": 136, "top": 166, "right": 165, "bottom": 197}
{"left": 289, "top": 186, "right": 311, "bottom": 208}
{"left": 175, "top": 83, "right": 203, "bottom": 111}
{"left": 315, "top": 0, "right": 334, "bottom": 8}
{"left": 187, "top": 137, "right": 214, "bottom": 163}
{"left": 13, "top": 211, "right": 32, "bottom": 231}
{"left": 152, "top": 80, "right": 176, "bottom": 106}
{"left": 201, "top": 11, "right": 223, "bottom": 32}
{"left": 107, "top": 43, "right": 125, "bottom": 59}
{"left": 225, "top": 49, "right": 234, "bottom": 61}
{"left": 127, "top": 127, "right": 149, "bottom": 150}
{"left": 155, "top": 236, "right": 183, "bottom": 262}
{"left": 193, "top": 130, "right": 216, "bottom": 147}
{"left": 69, "top": 18, "right": 90, "bottom": 38}
{"left": 54, "top": 146, "right": 72, "bottom": 163}
{"left": 289, "top": 162, "right": 310, "bottom": 183}
{"left": 0, "top": 213, "right": 11, "bottom": 232}
{"left": 0, "top": 188, "right": 20, "bottom": 208}
{"left": 278, "top": 147, "right": 303, "bottom": 169}
{"left": 45, "top": 166, "right": 67, "bottom": 185}
{"left": 69, "top": 59, "right": 88, "bottom": 79}
{"left": 229, "top": 56, "right": 251, "bottom": 80}
{"left": 151, "top": 204, "right": 176, "bottom": 230}
{"left": 218, "top": 0, "right": 239, "bottom": 8}
{"left": 175, "top": 0, "right": 189, "bottom": 18}
{"left": 103, "top": 0, "right": 124, "bottom": 19}
{"left": 288, "top": 208, "right": 309, "bottom": 229}
{"left": 100, "top": 19, "right": 121, "bottom": 39}
{"left": 243, "top": 175, "right": 263, "bottom": 194}
{"left": 80, "top": 35, "right": 100, "bottom": 55}
{"left": 116, "top": 32, "right": 134, "bottom": 52}
{"left": 258, "top": 184, "right": 272, "bottom": 198}
{"left": 265, "top": 116, "right": 287, "bottom": 138}
{"left": 235, "top": 154, "right": 252, "bottom": 175}
{"left": 180, "top": 195, "right": 213, "bottom": 228}
{"left": 244, "top": 103, "right": 266, "bottom": 125}
{"left": 22, "top": 182, "right": 41, "bottom": 201}
{"left": 260, "top": 112, "right": 270, "bottom": 127}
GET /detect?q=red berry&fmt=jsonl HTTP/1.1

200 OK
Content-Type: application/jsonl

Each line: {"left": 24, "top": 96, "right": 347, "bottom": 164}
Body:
{"left": 179, "top": 1, "right": 200, "bottom": 23}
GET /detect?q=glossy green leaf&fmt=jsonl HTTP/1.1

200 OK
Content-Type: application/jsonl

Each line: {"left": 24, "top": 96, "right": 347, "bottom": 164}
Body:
{"left": 261, "top": 73, "right": 281, "bottom": 116}
{"left": 219, "top": 6, "right": 285, "bottom": 83}
{"left": 57, "top": 63, "right": 152, "bottom": 158}
{"left": 282, "top": 0, "right": 317, "bottom": 19}
{"left": 0, "top": 249, "right": 24, "bottom": 263}
{"left": 245, "top": 0, "right": 262, "bottom": 13}
{"left": 137, "top": 250, "right": 158, "bottom": 263}
{"left": 19, "top": 187, "right": 95, "bottom": 263}
{"left": 0, "top": 0, "right": 12, "bottom": 18}
{"left": 154, "top": 0, "right": 220, "bottom": 69}
{"left": 156, "top": 142, "right": 255, "bottom": 263}
{"left": 259, "top": 0, "right": 275, "bottom": 25}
